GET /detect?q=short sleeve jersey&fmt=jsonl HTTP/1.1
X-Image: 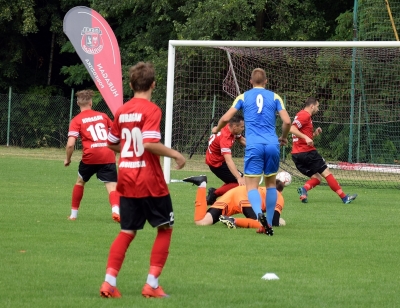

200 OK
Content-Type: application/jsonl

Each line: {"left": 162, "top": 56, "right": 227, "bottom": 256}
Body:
{"left": 107, "top": 98, "right": 168, "bottom": 198}
{"left": 291, "top": 109, "right": 316, "bottom": 154}
{"left": 232, "top": 88, "right": 285, "bottom": 146}
{"left": 68, "top": 109, "right": 116, "bottom": 164}
{"left": 205, "top": 124, "right": 242, "bottom": 168}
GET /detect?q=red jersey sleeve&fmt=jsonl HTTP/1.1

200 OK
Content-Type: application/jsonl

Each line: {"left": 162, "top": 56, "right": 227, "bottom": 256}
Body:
{"left": 68, "top": 117, "right": 80, "bottom": 139}
{"left": 142, "top": 107, "right": 162, "bottom": 143}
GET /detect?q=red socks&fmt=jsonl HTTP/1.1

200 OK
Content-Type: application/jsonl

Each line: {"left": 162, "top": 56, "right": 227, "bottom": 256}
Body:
{"left": 71, "top": 184, "right": 84, "bottom": 210}
{"left": 106, "top": 232, "right": 135, "bottom": 275}
{"left": 304, "top": 178, "right": 321, "bottom": 191}
{"left": 150, "top": 228, "right": 173, "bottom": 269}
{"left": 325, "top": 174, "right": 346, "bottom": 198}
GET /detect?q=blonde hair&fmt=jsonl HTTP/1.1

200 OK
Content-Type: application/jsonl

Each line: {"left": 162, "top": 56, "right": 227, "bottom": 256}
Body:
{"left": 251, "top": 68, "right": 267, "bottom": 85}
{"left": 76, "top": 90, "right": 94, "bottom": 106}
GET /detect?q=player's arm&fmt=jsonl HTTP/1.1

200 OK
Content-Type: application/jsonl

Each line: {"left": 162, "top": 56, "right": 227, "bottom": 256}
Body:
{"left": 107, "top": 143, "right": 121, "bottom": 153}
{"left": 278, "top": 109, "right": 291, "bottom": 146}
{"left": 144, "top": 142, "right": 186, "bottom": 170}
{"left": 237, "top": 136, "right": 246, "bottom": 146}
{"left": 64, "top": 136, "right": 76, "bottom": 167}
{"left": 212, "top": 107, "right": 237, "bottom": 134}
{"left": 290, "top": 125, "right": 313, "bottom": 146}
{"left": 223, "top": 153, "right": 245, "bottom": 185}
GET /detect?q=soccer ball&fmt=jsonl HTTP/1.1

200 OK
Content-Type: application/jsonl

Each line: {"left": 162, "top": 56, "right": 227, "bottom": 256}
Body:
{"left": 276, "top": 171, "right": 292, "bottom": 186}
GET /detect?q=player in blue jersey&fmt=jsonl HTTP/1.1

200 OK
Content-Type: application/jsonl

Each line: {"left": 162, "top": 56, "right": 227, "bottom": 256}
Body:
{"left": 212, "top": 68, "right": 291, "bottom": 236}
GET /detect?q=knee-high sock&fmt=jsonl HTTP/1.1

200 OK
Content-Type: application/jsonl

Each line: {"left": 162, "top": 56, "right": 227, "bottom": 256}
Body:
{"left": 304, "top": 178, "right": 321, "bottom": 191}
{"left": 235, "top": 217, "right": 261, "bottom": 229}
{"left": 325, "top": 174, "right": 346, "bottom": 198}
{"left": 248, "top": 189, "right": 262, "bottom": 216}
{"left": 71, "top": 184, "right": 84, "bottom": 210}
{"left": 215, "top": 183, "right": 238, "bottom": 196}
{"left": 106, "top": 232, "right": 135, "bottom": 276}
{"left": 194, "top": 187, "right": 207, "bottom": 221}
{"left": 266, "top": 187, "right": 277, "bottom": 226}
{"left": 150, "top": 228, "right": 173, "bottom": 275}
{"left": 109, "top": 191, "right": 120, "bottom": 208}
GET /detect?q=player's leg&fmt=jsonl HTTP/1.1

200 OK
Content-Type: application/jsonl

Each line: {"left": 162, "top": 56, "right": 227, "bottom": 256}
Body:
{"left": 98, "top": 163, "right": 120, "bottom": 222}
{"left": 292, "top": 152, "right": 315, "bottom": 203}
{"left": 320, "top": 168, "right": 358, "bottom": 204}
{"left": 68, "top": 161, "right": 93, "bottom": 220}
{"left": 100, "top": 196, "right": 142, "bottom": 298}
{"left": 244, "top": 144, "right": 263, "bottom": 217}
{"left": 213, "top": 162, "right": 242, "bottom": 196}
{"left": 142, "top": 195, "right": 175, "bottom": 298}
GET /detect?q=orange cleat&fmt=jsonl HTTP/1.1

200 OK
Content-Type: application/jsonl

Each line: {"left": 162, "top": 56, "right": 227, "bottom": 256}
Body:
{"left": 112, "top": 213, "right": 120, "bottom": 223}
{"left": 141, "top": 283, "right": 169, "bottom": 298}
{"left": 100, "top": 281, "right": 121, "bottom": 298}
{"left": 67, "top": 216, "right": 76, "bottom": 221}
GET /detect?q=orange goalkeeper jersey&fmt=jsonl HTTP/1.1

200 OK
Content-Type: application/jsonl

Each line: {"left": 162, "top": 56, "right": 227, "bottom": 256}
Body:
{"left": 210, "top": 186, "right": 284, "bottom": 216}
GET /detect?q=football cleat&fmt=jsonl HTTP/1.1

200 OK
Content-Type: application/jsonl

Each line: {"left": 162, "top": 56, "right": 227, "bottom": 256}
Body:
{"left": 342, "top": 193, "right": 358, "bottom": 204}
{"left": 258, "top": 213, "right": 274, "bottom": 236}
{"left": 206, "top": 187, "right": 217, "bottom": 205}
{"left": 297, "top": 187, "right": 308, "bottom": 203}
{"left": 141, "top": 283, "right": 169, "bottom": 298}
{"left": 219, "top": 215, "right": 236, "bottom": 229}
{"left": 182, "top": 175, "right": 207, "bottom": 186}
{"left": 67, "top": 216, "right": 76, "bottom": 221}
{"left": 100, "top": 281, "right": 122, "bottom": 298}
{"left": 112, "top": 213, "right": 120, "bottom": 223}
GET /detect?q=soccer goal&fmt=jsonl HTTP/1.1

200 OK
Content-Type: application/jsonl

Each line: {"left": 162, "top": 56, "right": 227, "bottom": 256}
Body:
{"left": 163, "top": 40, "right": 400, "bottom": 189}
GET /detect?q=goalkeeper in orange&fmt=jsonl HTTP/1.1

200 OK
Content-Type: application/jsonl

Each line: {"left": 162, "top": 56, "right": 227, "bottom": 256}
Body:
{"left": 183, "top": 175, "right": 285, "bottom": 232}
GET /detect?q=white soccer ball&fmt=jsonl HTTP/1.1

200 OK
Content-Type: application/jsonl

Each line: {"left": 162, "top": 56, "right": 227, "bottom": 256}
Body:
{"left": 276, "top": 171, "right": 292, "bottom": 186}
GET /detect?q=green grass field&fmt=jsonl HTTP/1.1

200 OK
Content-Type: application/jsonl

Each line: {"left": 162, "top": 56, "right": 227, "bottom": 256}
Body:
{"left": 1, "top": 148, "right": 400, "bottom": 307}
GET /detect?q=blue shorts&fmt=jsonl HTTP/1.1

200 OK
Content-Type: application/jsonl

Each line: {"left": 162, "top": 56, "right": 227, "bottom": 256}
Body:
{"left": 244, "top": 143, "right": 280, "bottom": 176}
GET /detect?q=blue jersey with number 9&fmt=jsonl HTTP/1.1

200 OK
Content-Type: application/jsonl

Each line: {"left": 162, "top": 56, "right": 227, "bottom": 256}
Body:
{"left": 232, "top": 87, "right": 285, "bottom": 146}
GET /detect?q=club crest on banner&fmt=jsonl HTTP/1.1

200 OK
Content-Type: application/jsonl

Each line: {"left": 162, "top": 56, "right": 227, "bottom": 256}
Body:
{"left": 81, "top": 27, "right": 103, "bottom": 54}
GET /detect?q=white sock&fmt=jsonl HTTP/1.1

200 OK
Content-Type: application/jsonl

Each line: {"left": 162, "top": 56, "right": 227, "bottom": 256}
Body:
{"left": 146, "top": 274, "right": 158, "bottom": 288}
{"left": 112, "top": 206, "right": 119, "bottom": 215}
{"left": 105, "top": 274, "right": 117, "bottom": 287}
{"left": 70, "top": 209, "right": 78, "bottom": 218}
{"left": 199, "top": 182, "right": 206, "bottom": 188}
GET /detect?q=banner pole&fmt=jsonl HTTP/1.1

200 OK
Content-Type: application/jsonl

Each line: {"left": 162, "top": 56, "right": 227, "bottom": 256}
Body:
{"left": 69, "top": 88, "right": 75, "bottom": 122}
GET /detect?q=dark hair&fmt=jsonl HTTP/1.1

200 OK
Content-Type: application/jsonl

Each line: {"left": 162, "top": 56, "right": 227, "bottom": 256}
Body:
{"left": 276, "top": 179, "right": 284, "bottom": 192}
{"left": 229, "top": 114, "right": 244, "bottom": 124}
{"left": 304, "top": 97, "right": 318, "bottom": 107}
{"left": 129, "top": 62, "right": 155, "bottom": 92}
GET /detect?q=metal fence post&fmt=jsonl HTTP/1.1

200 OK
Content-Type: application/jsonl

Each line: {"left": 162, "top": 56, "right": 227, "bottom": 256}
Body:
{"left": 6, "top": 86, "right": 11, "bottom": 146}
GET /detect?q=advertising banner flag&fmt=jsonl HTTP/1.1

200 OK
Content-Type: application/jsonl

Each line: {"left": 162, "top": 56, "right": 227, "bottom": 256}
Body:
{"left": 63, "top": 6, "right": 123, "bottom": 115}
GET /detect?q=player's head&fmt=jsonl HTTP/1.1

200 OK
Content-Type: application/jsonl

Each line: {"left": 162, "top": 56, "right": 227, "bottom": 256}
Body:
{"left": 250, "top": 68, "right": 267, "bottom": 87}
{"left": 304, "top": 97, "right": 319, "bottom": 115}
{"left": 276, "top": 179, "right": 284, "bottom": 192}
{"left": 129, "top": 62, "right": 155, "bottom": 93}
{"left": 229, "top": 114, "right": 244, "bottom": 135}
{"left": 76, "top": 89, "right": 94, "bottom": 108}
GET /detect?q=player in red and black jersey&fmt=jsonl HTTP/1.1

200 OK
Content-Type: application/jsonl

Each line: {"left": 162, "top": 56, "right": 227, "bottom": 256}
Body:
{"left": 291, "top": 97, "right": 357, "bottom": 204}
{"left": 64, "top": 89, "right": 120, "bottom": 222}
{"left": 99, "top": 62, "right": 186, "bottom": 299}
{"left": 204, "top": 115, "right": 246, "bottom": 204}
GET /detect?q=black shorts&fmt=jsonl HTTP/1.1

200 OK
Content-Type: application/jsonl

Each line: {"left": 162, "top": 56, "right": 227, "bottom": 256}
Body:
{"left": 208, "top": 161, "right": 243, "bottom": 184}
{"left": 291, "top": 150, "right": 327, "bottom": 177}
{"left": 78, "top": 161, "right": 117, "bottom": 183}
{"left": 120, "top": 194, "right": 174, "bottom": 230}
{"left": 206, "top": 207, "right": 223, "bottom": 224}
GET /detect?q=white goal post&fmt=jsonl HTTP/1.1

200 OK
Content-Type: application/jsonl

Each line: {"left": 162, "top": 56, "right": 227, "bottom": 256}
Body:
{"left": 163, "top": 40, "right": 400, "bottom": 184}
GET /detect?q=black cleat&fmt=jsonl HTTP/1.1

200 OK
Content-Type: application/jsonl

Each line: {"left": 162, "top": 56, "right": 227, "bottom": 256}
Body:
{"left": 206, "top": 187, "right": 217, "bottom": 205}
{"left": 258, "top": 213, "right": 274, "bottom": 236}
{"left": 219, "top": 215, "right": 236, "bottom": 229}
{"left": 182, "top": 175, "right": 207, "bottom": 186}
